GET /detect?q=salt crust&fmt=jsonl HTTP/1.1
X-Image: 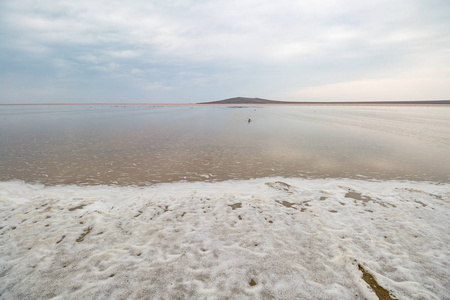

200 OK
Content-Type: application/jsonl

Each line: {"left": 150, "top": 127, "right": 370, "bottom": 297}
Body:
{"left": 0, "top": 178, "right": 449, "bottom": 299}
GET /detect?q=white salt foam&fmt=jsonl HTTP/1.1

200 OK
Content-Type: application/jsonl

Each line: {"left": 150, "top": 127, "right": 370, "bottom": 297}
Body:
{"left": 0, "top": 178, "right": 449, "bottom": 299}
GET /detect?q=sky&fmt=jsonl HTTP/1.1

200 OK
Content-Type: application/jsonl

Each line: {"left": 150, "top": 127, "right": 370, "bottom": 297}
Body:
{"left": 1, "top": 0, "right": 449, "bottom": 104}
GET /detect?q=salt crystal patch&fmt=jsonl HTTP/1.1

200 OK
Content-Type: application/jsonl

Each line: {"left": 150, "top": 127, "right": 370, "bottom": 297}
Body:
{"left": 0, "top": 178, "right": 449, "bottom": 299}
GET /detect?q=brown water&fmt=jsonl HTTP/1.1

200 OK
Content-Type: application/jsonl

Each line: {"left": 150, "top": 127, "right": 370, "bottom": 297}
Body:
{"left": 1, "top": 105, "right": 449, "bottom": 185}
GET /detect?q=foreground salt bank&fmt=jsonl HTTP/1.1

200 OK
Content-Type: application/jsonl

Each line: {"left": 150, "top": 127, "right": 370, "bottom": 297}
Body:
{"left": 1, "top": 178, "right": 449, "bottom": 299}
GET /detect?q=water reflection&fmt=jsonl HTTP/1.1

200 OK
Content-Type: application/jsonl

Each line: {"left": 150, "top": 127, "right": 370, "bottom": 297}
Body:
{"left": 0, "top": 105, "right": 449, "bottom": 185}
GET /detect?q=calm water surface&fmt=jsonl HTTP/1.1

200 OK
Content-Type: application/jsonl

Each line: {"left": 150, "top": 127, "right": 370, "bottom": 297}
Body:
{"left": 1, "top": 105, "right": 449, "bottom": 185}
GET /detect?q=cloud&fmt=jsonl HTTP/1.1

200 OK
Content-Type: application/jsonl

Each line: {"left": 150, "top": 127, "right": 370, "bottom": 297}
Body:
{"left": 5, "top": 0, "right": 444, "bottom": 62}
{"left": 0, "top": 0, "right": 449, "bottom": 103}
{"left": 104, "top": 50, "right": 141, "bottom": 59}
{"left": 284, "top": 78, "right": 450, "bottom": 101}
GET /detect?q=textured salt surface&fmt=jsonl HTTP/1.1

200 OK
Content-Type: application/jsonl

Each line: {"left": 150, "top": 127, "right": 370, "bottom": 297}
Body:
{"left": 0, "top": 178, "right": 449, "bottom": 299}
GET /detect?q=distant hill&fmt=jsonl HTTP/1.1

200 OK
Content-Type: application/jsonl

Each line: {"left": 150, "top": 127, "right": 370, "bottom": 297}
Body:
{"left": 198, "top": 97, "right": 450, "bottom": 105}
{"left": 199, "top": 97, "right": 282, "bottom": 104}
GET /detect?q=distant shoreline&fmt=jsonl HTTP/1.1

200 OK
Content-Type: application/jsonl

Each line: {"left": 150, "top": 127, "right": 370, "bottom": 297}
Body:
{"left": 1, "top": 102, "right": 450, "bottom": 106}
{"left": 198, "top": 97, "right": 450, "bottom": 106}
{"left": 2, "top": 96, "right": 450, "bottom": 106}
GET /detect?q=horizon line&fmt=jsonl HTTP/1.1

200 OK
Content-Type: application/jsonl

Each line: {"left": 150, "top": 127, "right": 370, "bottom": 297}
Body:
{"left": 1, "top": 99, "right": 450, "bottom": 106}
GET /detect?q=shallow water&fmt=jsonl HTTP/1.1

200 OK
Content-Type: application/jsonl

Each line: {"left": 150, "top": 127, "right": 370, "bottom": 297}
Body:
{"left": 1, "top": 105, "right": 449, "bottom": 184}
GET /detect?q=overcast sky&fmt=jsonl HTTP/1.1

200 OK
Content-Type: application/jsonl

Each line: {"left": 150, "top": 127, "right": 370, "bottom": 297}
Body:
{"left": 1, "top": 0, "right": 449, "bottom": 103}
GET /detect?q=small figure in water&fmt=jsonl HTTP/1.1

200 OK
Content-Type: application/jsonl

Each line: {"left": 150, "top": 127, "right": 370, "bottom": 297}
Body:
{"left": 248, "top": 118, "right": 251, "bottom": 123}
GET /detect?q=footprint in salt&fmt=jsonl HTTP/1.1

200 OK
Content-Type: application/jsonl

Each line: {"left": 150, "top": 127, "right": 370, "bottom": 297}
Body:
{"left": 265, "top": 181, "right": 297, "bottom": 193}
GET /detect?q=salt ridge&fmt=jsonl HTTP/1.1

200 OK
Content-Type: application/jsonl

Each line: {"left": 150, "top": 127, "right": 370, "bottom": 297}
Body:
{"left": 1, "top": 178, "right": 449, "bottom": 299}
